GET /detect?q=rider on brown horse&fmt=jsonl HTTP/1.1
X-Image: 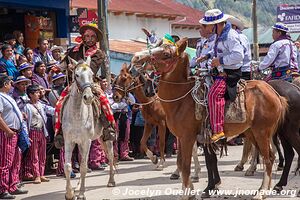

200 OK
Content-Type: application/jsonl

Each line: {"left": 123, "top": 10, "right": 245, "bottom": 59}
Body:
{"left": 198, "top": 9, "right": 244, "bottom": 143}
{"left": 258, "top": 22, "right": 299, "bottom": 82}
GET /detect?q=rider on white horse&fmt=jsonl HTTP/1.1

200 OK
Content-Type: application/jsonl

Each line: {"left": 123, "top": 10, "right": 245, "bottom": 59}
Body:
{"left": 54, "top": 23, "right": 116, "bottom": 145}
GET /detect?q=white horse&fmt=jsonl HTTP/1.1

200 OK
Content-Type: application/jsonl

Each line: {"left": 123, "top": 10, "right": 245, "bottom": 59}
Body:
{"left": 62, "top": 57, "right": 115, "bottom": 200}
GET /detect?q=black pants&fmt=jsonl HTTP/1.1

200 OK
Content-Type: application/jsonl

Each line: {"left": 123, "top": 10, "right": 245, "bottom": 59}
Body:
{"left": 130, "top": 125, "right": 144, "bottom": 155}
{"left": 241, "top": 72, "right": 251, "bottom": 80}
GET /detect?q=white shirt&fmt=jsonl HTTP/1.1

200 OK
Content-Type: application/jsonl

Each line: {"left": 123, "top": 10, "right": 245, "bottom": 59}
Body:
{"left": 0, "top": 92, "right": 22, "bottom": 130}
{"left": 259, "top": 39, "right": 298, "bottom": 71}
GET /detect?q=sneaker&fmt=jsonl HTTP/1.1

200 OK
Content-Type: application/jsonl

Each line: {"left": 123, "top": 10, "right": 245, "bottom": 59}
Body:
{"left": 70, "top": 171, "right": 76, "bottom": 178}
{"left": 61, "top": 171, "right": 76, "bottom": 178}
{"left": 119, "top": 156, "right": 134, "bottom": 161}
{"left": 10, "top": 188, "right": 28, "bottom": 195}
{"left": 101, "top": 163, "right": 108, "bottom": 167}
{"left": 90, "top": 165, "right": 105, "bottom": 171}
{"left": 211, "top": 132, "right": 225, "bottom": 143}
{"left": 0, "top": 192, "right": 15, "bottom": 199}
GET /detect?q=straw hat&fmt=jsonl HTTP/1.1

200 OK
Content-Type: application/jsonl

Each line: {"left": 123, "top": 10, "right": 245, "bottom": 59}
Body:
{"left": 52, "top": 73, "right": 66, "bottom": 82}
{"left": 272, "top": 22, "right": 289, "bottom": 32}
{"left": 50, "top": 45, "right": 64, "bottom": 53}
{"left": 227, "top": 15, "right": 245, "bottom": 31}
{"left": 13, "top": 76, "right": 30, "bottom": 85}
{"left": 199, "top": 9, "right": 229, "bottom": 25}
{"left": 79, "top": 23, "right": 103, "bottom": 42}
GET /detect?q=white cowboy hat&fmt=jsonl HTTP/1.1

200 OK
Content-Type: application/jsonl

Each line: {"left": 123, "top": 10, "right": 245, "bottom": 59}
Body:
{"left": 50, "top": 45, "right": 64, "bottom": 53}
{"left": 199, "top": 9, "right": 229, "bottom": 25}
{"left": 272, "top": 22, "right": 289, "bottom": 32}
{"left": 227, "top": 15, "right": 245, "bottom": 31}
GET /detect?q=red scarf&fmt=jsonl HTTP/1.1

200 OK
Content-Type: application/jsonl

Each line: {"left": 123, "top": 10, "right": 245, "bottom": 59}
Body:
{"left": 73, "top": 42, "right": 98, "bottom": 57}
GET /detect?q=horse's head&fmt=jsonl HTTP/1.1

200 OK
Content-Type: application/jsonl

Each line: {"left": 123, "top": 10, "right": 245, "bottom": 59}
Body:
{"left": 131, "top": 38, "right": 188, "bottom": 74}
{"left": 69, "top": 56, "right": 94, "bottom": 105}
{"left": 113, "top": 63, "right": 142, "bottom": 102}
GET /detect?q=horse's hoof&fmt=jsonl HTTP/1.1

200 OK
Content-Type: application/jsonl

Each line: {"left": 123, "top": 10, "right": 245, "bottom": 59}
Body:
{"left": 151, "top": 155, "right": 158, "bottom": 165}
{"left": 234, "top": 165, "right": 244, "bottom": 171}
{"left": 65, "top": 195, "right": 75, "bottom": 200}
{"left": 170, "top": 173, "right": 180, "bottom": 180}
{"left": 200, "top": 191, "right": 210, "bottom": 199}
{"left": 245, "top": 170, "right": 255, "bottom": 176}
{"left": 191, "top": 176, "right": 199, "bottom": 183}
{"left": 107, "top": 182, "right": 116, "bottom": 187}
{"left": 294, "top": 168, "right": 300, "bottom": 175}
{"left": 273, "top": 185, "right": 283, "bottom": 193}
{"left": 277, "top": 166, "right": 284, "bottom": 171}
{"left": 297, "top": 190, "right": 300, "bottom": 197}
{"left": 215, "top": 180, "right": 221, "bottom": 187}
{"left": 77, "top": 195, "right": 86, "bottom": 200}
{"left": 252, "top": 194, "right": 266, "bottom": 200}
{"left": 156, "top": 166, "right": 164, "bottom": 171}
{"left": 188, "top": 195, "right": 196, "bottom": 200}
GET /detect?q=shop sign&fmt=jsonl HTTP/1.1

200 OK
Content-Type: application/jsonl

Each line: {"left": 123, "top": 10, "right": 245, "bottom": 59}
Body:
{"left": 277, "top": 4, "right": 300, "bottom": 32}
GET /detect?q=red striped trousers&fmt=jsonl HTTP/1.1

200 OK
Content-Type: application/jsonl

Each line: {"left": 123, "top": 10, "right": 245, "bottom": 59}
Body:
{"left": 89, "top": 139, "right": 107, "bottom": 168}
{"left": 24, "top": 129, "right": 46, "bottom": 178}
{"left": 0, "top": 130, "right": 20, "bottom": 193}
{"left": 208, "top": 78, "right": 227, "bottom": 134}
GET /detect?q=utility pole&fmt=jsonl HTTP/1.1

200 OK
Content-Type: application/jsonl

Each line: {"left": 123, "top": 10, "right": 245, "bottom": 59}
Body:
{"left": 97, "top": 0, "right": 111, "bottom": 83}
{"left": 252, "top": 0, "right": 259, "bottom": 61}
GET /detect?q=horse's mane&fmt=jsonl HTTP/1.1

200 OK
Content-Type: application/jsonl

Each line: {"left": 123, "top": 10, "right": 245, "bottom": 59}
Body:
{"left": 179, "top": 52, "right": 190, "bottom": 80}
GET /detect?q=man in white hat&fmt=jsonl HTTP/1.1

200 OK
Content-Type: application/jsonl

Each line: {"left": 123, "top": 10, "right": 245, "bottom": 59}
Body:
{"left": 258, "top": 22, "right": 298, "bottom": 81}
{"left": 190, "top": 18, "right": 216, "bottom": 76}
{"left": 50, "top": 45, "right": 64, "bottom": 62}
{"left": 228, "top": 15, "right": 252, "bottom": 80}
{"left": 198, "top": 9, "right": 244, "bottom": 143}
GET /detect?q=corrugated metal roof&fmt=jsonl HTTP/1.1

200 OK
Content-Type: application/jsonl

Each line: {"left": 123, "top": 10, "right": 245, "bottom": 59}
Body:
{"left": 71, "top": 0, "right": 180, "bottom": 17}
{"left": 71, "top": 0, "right": 203, "bottom": 26}
{"left": 109, "top": 39, "right": 147, "bottom": 54}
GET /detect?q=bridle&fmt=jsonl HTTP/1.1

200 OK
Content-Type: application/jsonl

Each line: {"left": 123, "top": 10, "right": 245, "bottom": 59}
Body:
{"left": 72, "top": 64, "right": 93, "bottom": 94}
{"left": 147, "top": 44, "right": 179, "bottom": 74}
{"left": 113, "top": 64, "right": 145, "bottom": 98}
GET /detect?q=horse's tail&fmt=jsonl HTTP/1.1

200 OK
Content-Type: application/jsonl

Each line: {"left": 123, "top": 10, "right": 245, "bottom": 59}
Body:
{"left": 264, "top": 83, "right": 288, "bottom": 134}
{"left": 276, "top": 95, "right": 288, "bottom": 131}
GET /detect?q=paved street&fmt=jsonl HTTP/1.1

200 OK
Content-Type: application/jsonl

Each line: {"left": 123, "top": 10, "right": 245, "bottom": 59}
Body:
{"left": 16, "top": 145, "right": 300, "bottom": 200}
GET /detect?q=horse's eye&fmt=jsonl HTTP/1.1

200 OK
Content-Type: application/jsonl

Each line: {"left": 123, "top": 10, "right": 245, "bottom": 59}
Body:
{"left": 163, "top": 52, "right": 170, "bottom": 58}
{"left": 76, "top": 74, "right": 79, "bottom": 77}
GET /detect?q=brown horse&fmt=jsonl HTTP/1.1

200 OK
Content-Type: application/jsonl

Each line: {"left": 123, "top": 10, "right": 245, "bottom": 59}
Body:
{"left": 113, "top": 63, "right": 167, "bottom": 170}
{"left": 113, "top": 63, "right": 201, "bottom": 180}
{"left": 131, "top": 38, "right": 288, "bottom": 200}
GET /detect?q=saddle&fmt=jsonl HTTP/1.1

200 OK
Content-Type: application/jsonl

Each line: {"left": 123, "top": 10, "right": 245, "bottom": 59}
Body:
{"left": 194, "top": 79, "right": 247, "bottom": 124}
{"left": 224, "top": 79, "right": 247, "bottom": 123}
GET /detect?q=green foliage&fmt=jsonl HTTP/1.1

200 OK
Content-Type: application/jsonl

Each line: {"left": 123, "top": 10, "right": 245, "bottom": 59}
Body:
{"left": 175, "top": 0, "right": 299, "bottom": 27}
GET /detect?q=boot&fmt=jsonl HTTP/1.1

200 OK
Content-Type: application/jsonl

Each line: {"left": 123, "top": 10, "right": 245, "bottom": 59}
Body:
{"left": 54, "top": 133, "right": 64, "bottom": 149}
{"left": 211, "top": 131, "right": 225, "bottom": 143}
{"left": 102, "top": 125, "right": 116, "bottom": 141}
{"left": 99, "top": 113, "right": 116, "bottom": 141}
